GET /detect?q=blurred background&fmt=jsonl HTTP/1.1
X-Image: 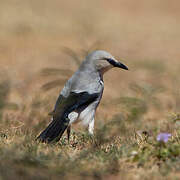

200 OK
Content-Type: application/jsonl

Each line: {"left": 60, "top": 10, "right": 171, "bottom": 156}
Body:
{"left": 0, "top": 0, "right": 179, "bottom": 179}
{"left": 0, "top": 0, "right": 179, "bottom": 120}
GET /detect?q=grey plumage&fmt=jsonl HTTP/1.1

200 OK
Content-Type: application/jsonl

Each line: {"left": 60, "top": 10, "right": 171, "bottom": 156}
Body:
{"left": 37, "top": 50, "right": 128, "bottom": 143}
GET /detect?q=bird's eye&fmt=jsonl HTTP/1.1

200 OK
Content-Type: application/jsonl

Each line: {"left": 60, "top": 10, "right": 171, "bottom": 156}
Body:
{"left": 103, "top": 58, "right": 112, "bottom": 61}
{"left": 105, "top": 58, "right": 117, "bottom": 67}
{"left": 106, "top": 58, "right": 114, "bottom": 63}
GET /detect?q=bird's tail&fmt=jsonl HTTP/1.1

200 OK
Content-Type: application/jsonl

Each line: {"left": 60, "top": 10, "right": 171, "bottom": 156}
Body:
{"left": 36, "top": 116, "right": 69, "bottom": 143}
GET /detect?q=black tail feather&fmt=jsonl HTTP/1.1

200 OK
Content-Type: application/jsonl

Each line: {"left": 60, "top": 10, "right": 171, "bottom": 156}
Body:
{"left": 36, "top": 92, "right": 100, "bottom": 144}
{"left": 36, "top": 117, "right": 69, "bottom": 143}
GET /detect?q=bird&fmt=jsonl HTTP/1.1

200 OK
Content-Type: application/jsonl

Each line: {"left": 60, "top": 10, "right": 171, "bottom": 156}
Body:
{"left": 37, "top": 50, "right": 128, "bottom": 143}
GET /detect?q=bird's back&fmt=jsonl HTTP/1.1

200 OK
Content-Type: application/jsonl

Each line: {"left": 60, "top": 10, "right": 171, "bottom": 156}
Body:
{"left": 61, "top": 67, "right": 104, "bottom": 97}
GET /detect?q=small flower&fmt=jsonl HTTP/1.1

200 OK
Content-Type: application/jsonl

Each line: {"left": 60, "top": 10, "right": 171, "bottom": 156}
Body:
{"left": 157, "top": 133, "right": 171, "bottom": 143}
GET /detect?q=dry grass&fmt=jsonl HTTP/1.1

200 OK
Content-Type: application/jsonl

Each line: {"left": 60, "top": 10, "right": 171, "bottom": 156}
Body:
{"left": 0, "top": 0, "right": 180, "bottom": 179}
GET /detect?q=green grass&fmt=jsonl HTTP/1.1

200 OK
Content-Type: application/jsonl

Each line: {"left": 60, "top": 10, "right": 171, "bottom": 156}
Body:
{"left": 0, "top": 117, "right": 179, "bottom": 180}
{"left": 0, "top": 92, "right": 180, "bottom": 180}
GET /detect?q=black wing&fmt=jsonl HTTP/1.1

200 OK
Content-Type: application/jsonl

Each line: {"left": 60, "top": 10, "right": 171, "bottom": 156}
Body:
{"left": 37, "top": 91, "right": 99, "bottom": 143}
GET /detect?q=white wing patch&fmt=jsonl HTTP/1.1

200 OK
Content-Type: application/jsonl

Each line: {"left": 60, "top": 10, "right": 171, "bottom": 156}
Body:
{"left": 68, "top": 106, "right": 95, "bottom": 127}
{"left": 68, "top": 112, "right": 79, "bottom": 124}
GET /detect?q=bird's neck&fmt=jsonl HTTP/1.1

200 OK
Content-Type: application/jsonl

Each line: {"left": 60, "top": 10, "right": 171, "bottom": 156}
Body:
{"left": 98, "top": 71, "right": 104, "bottom": 82}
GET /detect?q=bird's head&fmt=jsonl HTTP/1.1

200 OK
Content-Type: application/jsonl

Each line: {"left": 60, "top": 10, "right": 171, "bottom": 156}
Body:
{"left": 85, "top": 50, "right": 128, "bottom": 74}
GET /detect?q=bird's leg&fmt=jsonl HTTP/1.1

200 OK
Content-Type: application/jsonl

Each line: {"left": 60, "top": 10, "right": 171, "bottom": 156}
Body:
{"left": 67, "top": 125, "right": 71, "bottom": 143}
{"left": 88, "top": 119, "right": 95, "bottom": 144}
{"left": 88, "top": 118, "right": 94, "bottom": 135}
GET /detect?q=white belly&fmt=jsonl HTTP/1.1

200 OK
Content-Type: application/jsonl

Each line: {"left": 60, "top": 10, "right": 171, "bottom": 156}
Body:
{"left": 68, "top": 103, "right": 96, "bottom": 126}
{"left": 79, "top": 104, "right": 95, "bottom": 126}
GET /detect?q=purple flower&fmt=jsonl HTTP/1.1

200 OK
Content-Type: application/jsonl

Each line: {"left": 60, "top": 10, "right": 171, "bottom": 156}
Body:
{"left": 157, "top": 133, "right": 171, "bottom": 143}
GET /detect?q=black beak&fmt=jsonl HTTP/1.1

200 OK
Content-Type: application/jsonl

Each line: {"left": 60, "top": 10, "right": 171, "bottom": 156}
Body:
{"left": 107, "top": 58, "right": 128, "bottom": 70}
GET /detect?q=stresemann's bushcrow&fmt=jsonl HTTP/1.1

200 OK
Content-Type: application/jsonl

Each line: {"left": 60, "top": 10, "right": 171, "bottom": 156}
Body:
{"left": 37, "top": 50, "right": 128, "bottom": 143}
